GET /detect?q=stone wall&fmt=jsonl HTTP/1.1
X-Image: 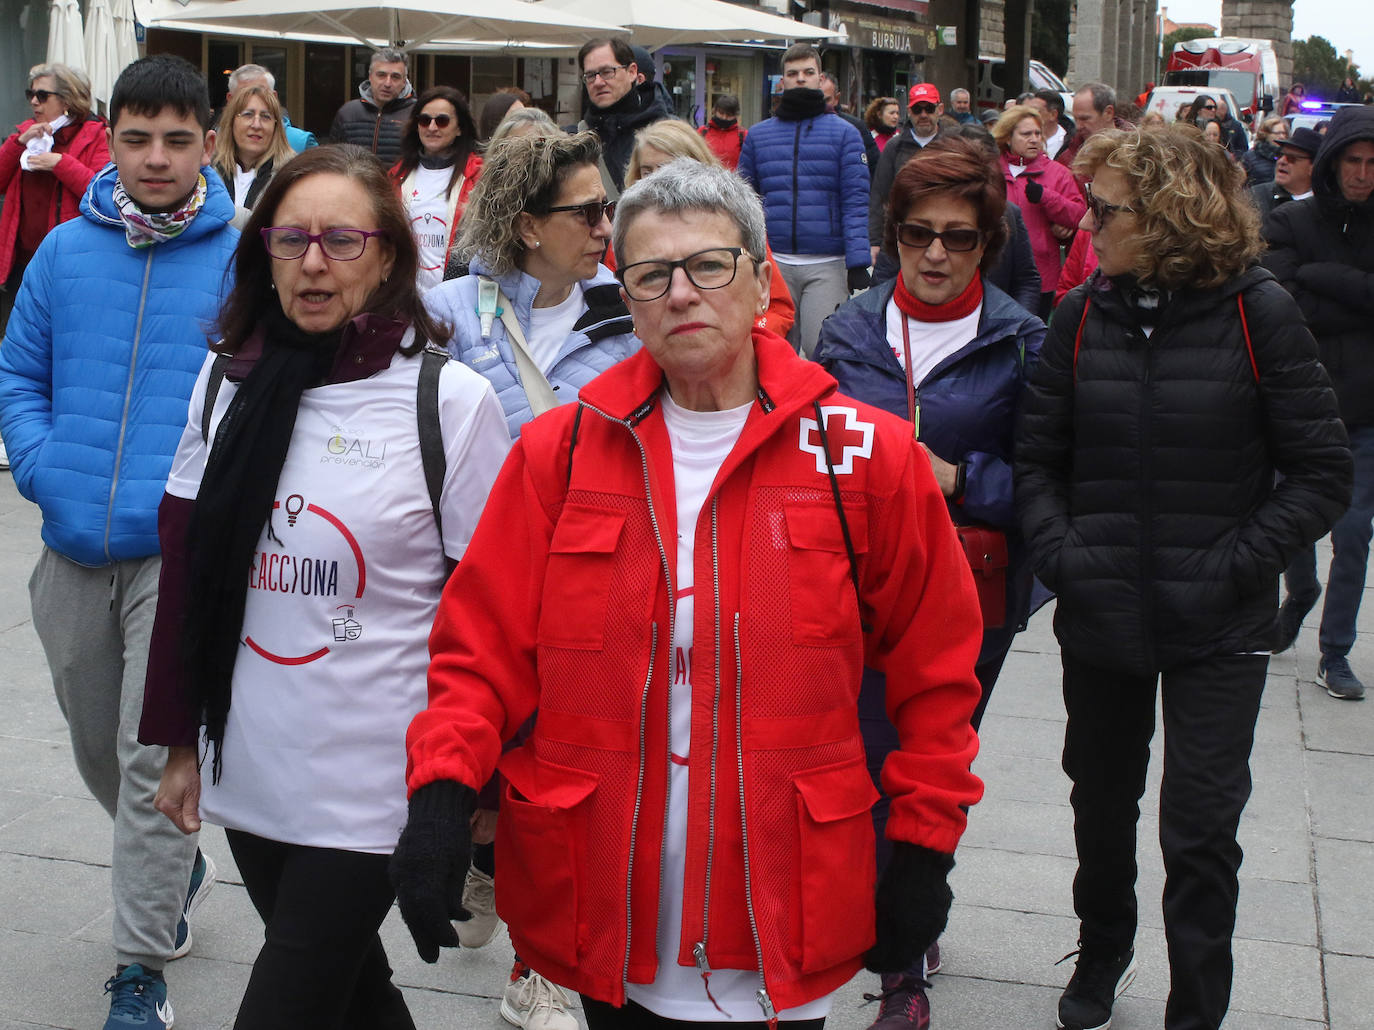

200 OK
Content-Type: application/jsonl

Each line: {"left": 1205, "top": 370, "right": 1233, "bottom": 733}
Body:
{"left": 1222, "top": 0, "right": 1293, "bottom": 88}
{"left": 1065, "top": 0, "right": 1160, "bottom": 98}
{"left": 981, "top": 0, "right": 1007, "bottom": 60}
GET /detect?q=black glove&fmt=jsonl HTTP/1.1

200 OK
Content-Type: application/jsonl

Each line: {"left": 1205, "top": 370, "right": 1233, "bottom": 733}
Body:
{"left": 848, "top": 266, "right": 872, "bottom": 292}
{"left": 1024, "top": 179, "right": 1045, "bottom": 203}
{"left": 864, "top": 842, "right": 955, "bottom": 973}
{"left": 390, "top": 780, "right": 476, "bottom": 963}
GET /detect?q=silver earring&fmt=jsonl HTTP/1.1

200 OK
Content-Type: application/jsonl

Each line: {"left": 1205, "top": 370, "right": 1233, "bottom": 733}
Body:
{"left": 533, "top": 240, "right": 541, "bottom": 248}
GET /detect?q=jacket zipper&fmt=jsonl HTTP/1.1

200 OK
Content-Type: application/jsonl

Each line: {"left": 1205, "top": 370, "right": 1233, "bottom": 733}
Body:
{"left": 103, "top": 249, "right": 154, "bottom": 561}
{"left": 580, "top": 402, "right": 676, "bottom": 992}
{"left": 790, "top": 123, "right": 801, "bottom": 253}
{"left": 693, "top": 497, "right": 725, "bottom": 1002}
{"left": 372, "top": 110, "right": 382, "bottom": 155}
{"left": 1138, "top": 336, "right": 1155, "bottom": 669}
{"left": 734, "top": 611, "right": 775, "bottom": 1025}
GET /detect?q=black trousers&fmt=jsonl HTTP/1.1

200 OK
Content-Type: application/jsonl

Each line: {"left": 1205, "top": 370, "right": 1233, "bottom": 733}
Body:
{"left": 226, "top": 829, "right": 416, "bottom": 1030}
{"left": 581, "top": 996, "right": 825, "bottom": 1028}
{"left": 1061, "top": 651, "right": 1267, "bottom": 1030}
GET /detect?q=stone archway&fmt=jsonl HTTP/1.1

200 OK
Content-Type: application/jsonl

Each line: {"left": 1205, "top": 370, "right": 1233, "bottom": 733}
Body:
{"left": 1222, "top": 0, "right": 1294, "bottom": 87}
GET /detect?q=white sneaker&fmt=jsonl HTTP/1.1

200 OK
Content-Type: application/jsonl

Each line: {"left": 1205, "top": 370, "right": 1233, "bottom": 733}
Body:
{"left": 456, "top": 866, "right": 500, "bottom": 948}
{"left": 0, "top": 434, "right": 9, "bottom": 471}
{"left": 500, "top": 970, "right": 578, "bottom": 1030}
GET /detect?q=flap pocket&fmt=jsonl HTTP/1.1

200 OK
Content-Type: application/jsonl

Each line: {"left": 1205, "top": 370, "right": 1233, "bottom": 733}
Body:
{"left": 498, "top": 748, "right": 599, "bottom": 810}
{"left": 784, "top": 500, "right": 869, "bottom": 555}
{"left": 794, "top": 761, "right": 880, "bottom": 823}
{"left": 549, "top": 505, "right": 626, "bottom": 555}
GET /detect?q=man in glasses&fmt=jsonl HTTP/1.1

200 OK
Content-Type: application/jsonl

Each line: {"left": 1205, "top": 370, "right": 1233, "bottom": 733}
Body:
{"left": 868, "top": 83, "right": 946, "bottom": 267}
{"left": 328, "top": 47, "right": 416, "bottom": 166}
{"left": 1263, "top": 106, "right": 1374, "bottom": 701}
{"left": 739, "top": 42, "right": 872, "bottom": 357}
{"left": 0, "top": 55, "right": 238, "bottom": 1030}
{"left": 574, "top": 37, "right": 669, "bottom": 198}
{"left": 1250, "top": 125, "right": 1319, "bottom": 218}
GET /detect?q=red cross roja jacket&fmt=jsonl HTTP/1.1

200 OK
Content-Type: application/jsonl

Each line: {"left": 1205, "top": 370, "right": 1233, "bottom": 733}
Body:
{"left": 405, "top": 330, "right": 984, "bottom": 1016}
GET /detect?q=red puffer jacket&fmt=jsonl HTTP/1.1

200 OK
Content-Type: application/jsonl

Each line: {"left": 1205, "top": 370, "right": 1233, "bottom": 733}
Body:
{"left": 0, "top": 116, "right": 109, "bottom": 282}
{"left": 406, "top": 331, "right": 984, "bottom": 1016}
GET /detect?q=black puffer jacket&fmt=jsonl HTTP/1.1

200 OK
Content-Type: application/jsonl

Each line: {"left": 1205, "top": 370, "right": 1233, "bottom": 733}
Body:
{"left": 1016, "top": 267, "right": 1351, "bottom": 673}
{"left": 868, "top": 125, "right": 928, "bottom": 245}
{"left": 328, "top": 83, "right": 416, "bottom": 165}
{"left": 579, "top": 81, "right": 668, "bottom": 196}
{"left": 1262, "top": 106, "right": 1374, "bottom": 428}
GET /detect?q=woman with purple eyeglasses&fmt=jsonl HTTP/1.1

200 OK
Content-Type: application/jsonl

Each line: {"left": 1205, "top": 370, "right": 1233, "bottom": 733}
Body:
{"left": 138, "top": 144, "right": 511, "bottom": 1029}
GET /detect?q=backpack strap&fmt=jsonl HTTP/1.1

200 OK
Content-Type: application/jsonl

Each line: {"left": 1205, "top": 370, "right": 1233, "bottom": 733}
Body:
{"left": 1072, "top": 298, "right": 1091, "bottom": 384}
{"left": 1236, "top": 294, "right": 1259, "bottom": 383}
{"left": 417, "top": 343, "right": 447, "bottom": 545}
{"left": 200, "top": 352, "right": 233, "bottom": 445}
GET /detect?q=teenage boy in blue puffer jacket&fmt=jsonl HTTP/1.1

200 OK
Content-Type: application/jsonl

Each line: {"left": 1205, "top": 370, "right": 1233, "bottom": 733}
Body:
{"left": 0, "top": 54, "right": 237, "bottom": 1030}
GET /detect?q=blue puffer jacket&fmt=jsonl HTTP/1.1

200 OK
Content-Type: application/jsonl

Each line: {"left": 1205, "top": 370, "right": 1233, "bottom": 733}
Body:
{"left": 0, "top": 164, "right": 238, "bottom": 566}
{"left": 425, "top": 258, "right": 640, "bottom": 436}
{"left": 737, "top": 110, "right": 871, "bottom": 269}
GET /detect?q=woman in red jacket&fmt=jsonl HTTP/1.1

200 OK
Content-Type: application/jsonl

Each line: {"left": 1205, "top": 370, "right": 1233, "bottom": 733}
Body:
{"left": 389, "top": 85, "right": 482, "bottom": 292}
{"left": 993, "top": 105, "right": 1085, "bottom": 319}
{"left": 0, "top": 63, "right": 108, "bottom": 327}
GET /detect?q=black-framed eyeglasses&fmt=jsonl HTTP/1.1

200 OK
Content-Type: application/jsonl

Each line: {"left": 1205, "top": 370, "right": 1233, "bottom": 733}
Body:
{"left": 260, "top": 227, "right": 389, "bottom": 261}
{"left": 1084, "top": 181, "right": 1134, "bottom": 231}
{"left": 894, "top": 223, "right": 984, "bottom": 252}
{"left": 618, "top": 247, "right": 757, "bottom": 301}
{"left": 416, "top": 113, "right": 452, "bottom": 128}
{"left": 542, "top": 199, "right": 615, "bottom": 229}
{"left": 582, "top": 65, "right": 627, "bottom": 84}
{"left": 25, "top": 88, "right": 62, "bottom": 103}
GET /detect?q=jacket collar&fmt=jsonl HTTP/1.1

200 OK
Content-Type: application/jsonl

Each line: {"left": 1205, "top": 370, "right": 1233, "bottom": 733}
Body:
{"left": 1086, "top": 264, "right": 1275, "bottom": 326}
{"left": 80, "top": 162, "right": 236, "bottom": 240}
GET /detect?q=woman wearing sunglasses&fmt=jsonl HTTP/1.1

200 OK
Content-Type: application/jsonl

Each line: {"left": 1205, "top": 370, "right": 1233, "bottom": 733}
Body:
{"left": 426, "top": 130, "right": 638, "bottom": 438}
{"left": 210, "top": 84, "right": 294, "bottom": 227}
{"left": 139, "top": 143, "right": 510, "bottom": 1028}
{"left": 1017, "top": 127, "right": 1349, "bottom": 1030}
{"left": 1, "top": 64, "right": 107, "bottom": 333}
{"left": 389, "top": 86, "right": 482, "bottom": 292}
{"left": 815, "top": 136, "right": 1045, "bottom": 1030}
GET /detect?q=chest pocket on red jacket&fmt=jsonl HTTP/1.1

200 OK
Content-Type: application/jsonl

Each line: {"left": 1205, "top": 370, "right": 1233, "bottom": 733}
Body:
{"left": 784, "top": 500, "right": 869, "bottom": 646}
{"left": 538, "top": 504, "right": 626, "bottom": 650}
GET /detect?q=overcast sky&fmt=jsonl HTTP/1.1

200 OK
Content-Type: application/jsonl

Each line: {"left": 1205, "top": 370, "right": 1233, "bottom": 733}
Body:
{"left": 1160, "top": 0, "right": 1373, "bottom": 84}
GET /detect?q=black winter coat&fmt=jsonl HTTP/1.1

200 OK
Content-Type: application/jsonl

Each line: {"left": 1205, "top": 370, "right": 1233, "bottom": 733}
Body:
{"left": 1261, "top": 106, "right": 1374, "bottom": 428}
{"left": 868, "top": 126, "right": 927, "bottom": 245}
{"left": 1016, "top": 267, "right": 1351, "bottom": 673}
{"left": 328, "top": 85, "right": 417, "bottom": 165}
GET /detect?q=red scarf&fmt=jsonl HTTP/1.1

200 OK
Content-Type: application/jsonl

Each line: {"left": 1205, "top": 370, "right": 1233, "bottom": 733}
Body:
{"left": 894, "top": 272, "right": 983, "bottom": 323}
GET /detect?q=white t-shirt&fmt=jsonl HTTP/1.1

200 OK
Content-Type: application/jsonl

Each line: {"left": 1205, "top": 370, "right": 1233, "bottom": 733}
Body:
{"left": 524, "top": 286, "right": 587, "bottom": 376}
{"left": 404, "top": 164, "right": 455, "bottom": 293}
{"left": 772, "top": 251, "right": 838, "bottom": 266}
{"left": 885, "top": 297, "right": 983, "bottom": 394}
{"left": 1046, "top": 124, "right": 1068, "bottom": 159}
{"left": 623, "top": 392, "right": 832, "bottom": 1023}
{"left": 233, "top": 164, "right": 257, "bottom": 205}
{"left": 165, "top": 343, "right": 511, "bottom": 852}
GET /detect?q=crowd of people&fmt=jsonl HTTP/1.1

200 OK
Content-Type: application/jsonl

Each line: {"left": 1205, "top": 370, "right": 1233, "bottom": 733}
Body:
{"left": 0, "top": 37, "right": 1368, "bottom": 1030}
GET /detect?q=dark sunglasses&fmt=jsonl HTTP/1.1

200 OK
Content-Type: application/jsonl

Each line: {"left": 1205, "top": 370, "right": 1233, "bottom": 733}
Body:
{"left": 416, "top": 113, "right": 453, "bottom": 128}
{"left": 1084, "top": 181, "right": 1134, "bottom": 230}
{"left": 544, "top": 199, "right": 615, "bottom": 228}
{"left": 910, "top": 102, "right": 938, "bottom": 114}
{"left": 1201, "top": 103, "right": 1217, "bottom": 111}
{"left": 895, "top": 223, "right": 983, "bottom": 251}
{"left": 25, "top": 88, "right": 61, "bottom": 103}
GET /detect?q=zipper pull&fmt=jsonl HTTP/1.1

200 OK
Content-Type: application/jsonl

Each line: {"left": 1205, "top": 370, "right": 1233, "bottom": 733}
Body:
{"left": 756, "top": 987, "right": 778, "bottom": 1028}
{"left": 693, "top": 943, "right": 727, "bottom": 1016}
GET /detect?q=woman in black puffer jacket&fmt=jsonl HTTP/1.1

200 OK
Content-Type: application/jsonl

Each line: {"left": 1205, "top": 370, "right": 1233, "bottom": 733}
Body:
{"left": 1241, "top": 115, "right": 1287, "bottom": 186}
{"left": 1015, "top": 127, "right": 1350, "bottom": 1030}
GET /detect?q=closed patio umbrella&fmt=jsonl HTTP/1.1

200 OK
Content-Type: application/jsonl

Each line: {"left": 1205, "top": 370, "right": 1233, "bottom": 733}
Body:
{"left": 46, "top": 0, "right": 86, "bottom": 67}
{"left": 84, "top": 0, "right": 119, "bottom": 110}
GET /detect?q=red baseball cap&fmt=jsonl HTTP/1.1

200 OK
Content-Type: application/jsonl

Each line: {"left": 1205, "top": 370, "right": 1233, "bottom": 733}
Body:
{"left": 908, "top": 83, "right": 941, "bottom": 107}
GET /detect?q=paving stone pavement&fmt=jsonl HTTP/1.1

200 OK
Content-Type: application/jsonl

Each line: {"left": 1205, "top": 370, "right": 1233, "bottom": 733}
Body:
{"left": 1, "top": 471, "right": 1370, "bottom": 1029}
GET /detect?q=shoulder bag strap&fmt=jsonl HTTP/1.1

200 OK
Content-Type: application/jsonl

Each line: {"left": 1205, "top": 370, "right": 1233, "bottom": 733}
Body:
{"left": 416, "top": 342, "right": 447, "bottom": 545}
{"left": 490, "top": 282, "right": 561, "bottom": 418}
{"left": 200, "top": 352, "right": 234, "bottom": 445}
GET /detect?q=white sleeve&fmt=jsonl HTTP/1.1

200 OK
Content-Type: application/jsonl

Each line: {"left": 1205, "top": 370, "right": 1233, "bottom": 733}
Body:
{"left": 436, "top": 359, "right": 513, "bottom": 560}
{"left": 164, "top": 352, "right": 229, "bottom": 500}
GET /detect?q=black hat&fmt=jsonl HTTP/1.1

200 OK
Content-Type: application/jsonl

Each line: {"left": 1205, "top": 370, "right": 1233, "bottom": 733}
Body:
{"left": 630, "top": 45, "right": 655, "bottom": 82}
{"left": 1281, "top": 127, "right": 1322, "bottom": 157}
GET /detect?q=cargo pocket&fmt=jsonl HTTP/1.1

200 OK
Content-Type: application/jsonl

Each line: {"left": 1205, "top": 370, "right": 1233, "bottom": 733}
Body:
{"left": 794, "top": 761, "right": 879, "bottom": 973}
{"left": 495, "top": 748, "right": 599, "bottom": 967}
{"left": 537, "top": 505, "right": 625, "bottom": 650}
{"left": 784, "top": 500, "right": 868, "bottom": 646}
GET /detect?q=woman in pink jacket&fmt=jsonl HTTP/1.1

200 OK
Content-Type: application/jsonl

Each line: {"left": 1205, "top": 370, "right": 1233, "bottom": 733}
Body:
{"left": 994, "top": 105, "right": 1085, "bottom": 319}
{"left": 0, "top": 63, "right": 108, "bottom": 327}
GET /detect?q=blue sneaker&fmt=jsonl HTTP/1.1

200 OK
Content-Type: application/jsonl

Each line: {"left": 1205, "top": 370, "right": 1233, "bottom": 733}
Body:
{"left": 171, "top": 849, "right": 216, "bottom": 960}
{"left": 103, "top": 965, "right": 173, "bottom": 1028}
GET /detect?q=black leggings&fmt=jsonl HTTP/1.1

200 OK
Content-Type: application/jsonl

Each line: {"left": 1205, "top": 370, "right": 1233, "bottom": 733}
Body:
{"left": 581, "top": 996, "right": 825, "bottom": 1028}
{"left": 226, "top": 829, "right": 416, "bottom": 1030}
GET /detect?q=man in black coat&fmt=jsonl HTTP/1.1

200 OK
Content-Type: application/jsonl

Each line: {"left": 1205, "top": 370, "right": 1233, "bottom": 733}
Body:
{"left": 820, "top": 71, "right": 880, "bottom": 178}
{"left": 1250, "top": 126, "right": 1319, "bottom": 219}
{"left": 868, "top": 83, "right": 944, "bottom": 263}
{"left": 327, "top": 48, "right": 416, "bottom": 166}
{"left": 574, "top": 37, "right": 668, "bottom": 198}
{"left": 1262, "top": 106, "right": 1374, "bottom": 699}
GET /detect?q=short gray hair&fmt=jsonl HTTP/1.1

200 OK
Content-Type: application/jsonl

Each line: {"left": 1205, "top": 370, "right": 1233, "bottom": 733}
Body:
{"left": 488, "top": 106, "right": 560, "bottom": 145}
{"left": 228, "top": 63, "right": 274, "bottom": 92}
{"left": 1076, "top": 82, "right": 1116, "bottom": 113}
{"left": 613, "top": 159, "right": 766, "bottom": 263}
{"left": 371, "top": 48, "right": 408, "bottom": 70}
{"left": 950, "top": 87, "right": 970, "bottom": 101}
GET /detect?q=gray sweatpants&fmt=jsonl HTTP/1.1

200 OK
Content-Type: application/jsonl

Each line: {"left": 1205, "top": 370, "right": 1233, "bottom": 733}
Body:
{"left": 776, "top": 256, "right": 850, "bottom": 359}
{"left": 29, "top": 546, "right": 199, "bottom": 969}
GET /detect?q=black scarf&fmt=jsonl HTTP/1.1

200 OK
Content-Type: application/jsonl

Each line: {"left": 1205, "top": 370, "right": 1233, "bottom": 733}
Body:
{"left": 777, "top": 87, "right": 826, "bottom": 121}
{"left": 183, "top": 303, "right": 343, "bottom": 782}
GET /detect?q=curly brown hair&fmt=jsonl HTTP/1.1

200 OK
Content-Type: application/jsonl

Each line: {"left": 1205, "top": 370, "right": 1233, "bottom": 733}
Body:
{"left": 1074, "top": 127, "right": 1262, "bottom": 291}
